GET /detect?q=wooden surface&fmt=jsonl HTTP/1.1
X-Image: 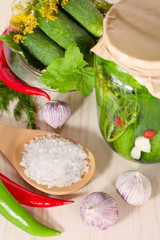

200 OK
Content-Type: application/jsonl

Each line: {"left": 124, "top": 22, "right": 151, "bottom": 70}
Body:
{"left": 1, "top": 1, "right": 160, "bottom": 240}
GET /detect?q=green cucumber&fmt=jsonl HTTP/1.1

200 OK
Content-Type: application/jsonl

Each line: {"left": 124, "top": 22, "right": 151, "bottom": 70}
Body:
{"left": 20, "top": 47, "right": 46, "bottom": 70}
{"left": 114, "top": 125, "right": 136, "bottom": 160}
{"left": 22, "top": 28, "right": 65, "bottom": 66}
{"left": 36, "top": 9, "right": 95, "bottom": 55}
{"left": 59, "top": 0, "right": 103, "bottom": 37}
{"left": 89, "top": 0, "right": 113, "bottom": 15}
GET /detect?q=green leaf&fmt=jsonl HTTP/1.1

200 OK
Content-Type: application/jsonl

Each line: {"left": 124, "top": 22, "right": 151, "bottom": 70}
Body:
{"left": 40, "top": 43, "right": 95, "bottom": 97}
{"left": 76, "top": 67, "right": 95, "bottom": 97}
{"left": 41, "top": 69, "right": 79, "bottom": 93}
{"left": 63, "top": 42, "right": 88, "bottom": 69}
{"left": 0, "top": 32, "right": 22, "bottom": 52}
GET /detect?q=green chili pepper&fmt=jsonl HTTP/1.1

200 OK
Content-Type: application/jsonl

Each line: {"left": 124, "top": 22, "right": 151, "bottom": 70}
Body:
{"left": 0, "top": 179, "right": 60, "bottom": 237}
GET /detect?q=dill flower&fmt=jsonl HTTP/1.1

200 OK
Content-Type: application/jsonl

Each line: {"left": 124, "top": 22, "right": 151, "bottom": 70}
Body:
{"left": 10, "top": 11, "right": 27, "bottom": 30}
{"left": 10, "top": 7, "right": 38, "bottom": 43}
{"left": 61, "top": 0, "right": 69, "bottom": 8}
{"left": 13, "top": 34, "right": 27, "bottom": 43}
{"left": 10, "top": 0, "right": 69, "bottom": 43}
{"left": 23, "top": 13, "right": 38, "bottom": 34}
{"left": 39, "top": 0, "right": 59, "bottom": 21}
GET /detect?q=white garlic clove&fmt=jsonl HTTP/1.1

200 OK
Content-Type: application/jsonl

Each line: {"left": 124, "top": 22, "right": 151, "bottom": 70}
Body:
{"left": 80, "top": 192, "right": 118, "bottom": 230}
{"left": 135, "top": 136, "right": 151, "bottom": 152}
{"left": 116, "top": 171, "right": 151, "bottom": 206}
{"left": 41, "top": 100, "right": 71, "bottom": 130}
{"left": 131, "top": 146, "right": 141, "bottom": 160}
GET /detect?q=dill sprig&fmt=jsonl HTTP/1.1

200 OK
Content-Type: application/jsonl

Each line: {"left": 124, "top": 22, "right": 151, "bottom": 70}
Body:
{"left": 0, "top": 80, "right": 38, "bottom": 129}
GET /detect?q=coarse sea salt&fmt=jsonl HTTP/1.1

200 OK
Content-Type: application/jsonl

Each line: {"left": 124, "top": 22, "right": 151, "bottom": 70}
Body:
{"left": 20, "top": 134, "right": 89, "bottom": 188}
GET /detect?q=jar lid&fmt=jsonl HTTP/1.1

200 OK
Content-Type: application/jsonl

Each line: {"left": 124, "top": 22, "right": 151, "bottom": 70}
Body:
{"left": 102, "top": 0, "right": 160, "bottom": 75}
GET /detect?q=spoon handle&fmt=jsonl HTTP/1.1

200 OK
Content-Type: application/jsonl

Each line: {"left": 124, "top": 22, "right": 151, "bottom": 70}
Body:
{"left": 0, "top": 123, "right": 25, "bottom": 162}
{"left": 0, "top": 123, "right": 42, "bottom": 163}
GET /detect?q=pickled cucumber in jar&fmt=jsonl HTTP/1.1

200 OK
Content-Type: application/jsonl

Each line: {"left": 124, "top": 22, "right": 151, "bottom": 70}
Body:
{"left": 95, "top": 55, "right": 160, "bottom": 163}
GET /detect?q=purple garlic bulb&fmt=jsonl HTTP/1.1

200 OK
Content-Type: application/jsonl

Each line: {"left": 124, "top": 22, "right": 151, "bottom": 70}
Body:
{"left": 80, "top": 192, "right": 118, "bottom": 230}
{"left": 41, "top": 100, "right": 71, "bottom": 130}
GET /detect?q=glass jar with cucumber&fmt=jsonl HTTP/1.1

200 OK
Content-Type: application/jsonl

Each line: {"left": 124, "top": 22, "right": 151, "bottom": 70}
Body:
{"left": 93, "top": 0, "right": 160, "bottom": 163}
{"left": 1, "top": 0, "right": 108, "bottom": 97}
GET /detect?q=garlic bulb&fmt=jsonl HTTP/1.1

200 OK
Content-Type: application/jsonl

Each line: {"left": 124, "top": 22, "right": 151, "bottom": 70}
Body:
{"left": 41, "top": 100, "right": 71, "bottom": 130}
{"left": 116, "top": 171, "right": 151, "bottom": 206}
{"left": 80, "top": 192, "right": 118, "bottom": 230}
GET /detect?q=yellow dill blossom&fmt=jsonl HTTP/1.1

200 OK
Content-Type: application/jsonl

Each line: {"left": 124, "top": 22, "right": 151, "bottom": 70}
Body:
{"left": 61, "top": 0, "right": 69, "bottom": 8}
{"left": 10, "top": 6, "right": 38, "bottom": 43}
{"left": 50, "top": 1, "right": 59, "bottom": 13}
{"left": 10, "top": 10, "right": 38, "bottom": 31}
{"left": 13, "top": 34, "right": 27, "bottom": 44}
{"left": 39, "top": 0, "right": 59, "bottom": 21}
{"left": 10, "top": 0, "right": 69, "bottom": 43}
{"left": 39, "top": 6, "right": 48, "bottom": 18}
{"left": 23, "top": 14, "right": 38, "bottom": 34}
{"left": 10, "top": 11, "right": 26, "bottom": 30}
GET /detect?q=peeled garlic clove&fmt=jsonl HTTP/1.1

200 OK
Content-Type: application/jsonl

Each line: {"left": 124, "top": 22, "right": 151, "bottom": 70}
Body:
{"left": 131, "top": 146, "right": 141, "bottom": 160}
{"left": 135, "top": 136, "right": 151, "bottom": 152}
{"left": 80, "top": 192, "right": 118, "bottom": 230}
{"left": 41, "top": 100, "right": 71, "bottom": 130}
{"left": 116, "top": 171, "right": 151, "bottom": 206}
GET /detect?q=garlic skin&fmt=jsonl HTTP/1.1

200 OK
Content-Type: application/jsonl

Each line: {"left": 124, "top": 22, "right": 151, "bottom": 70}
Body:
{"left": 80, "top": 192, "right": 118, "bottom": 230}
{"left": 116, "top": 171, "right": 151, "bottom": 206}
{"left": 41, "top": 101, "right": 71, "bottom": 130}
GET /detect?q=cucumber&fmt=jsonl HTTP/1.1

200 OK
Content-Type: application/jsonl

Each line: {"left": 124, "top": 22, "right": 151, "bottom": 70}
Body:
{"left": 36, "top": 9, "right": 95, "bottom": 55}
{"left": 21, "top": 27, "right": 65, "bottom": 66}
{"left": 21, "top": 47, "right": 46, "bottom": 70}
{"left": 89, "top": 0, "right": 113, "bottom": 15}
{"left": 59, "top": 0, "right": 103, "bottom": 37}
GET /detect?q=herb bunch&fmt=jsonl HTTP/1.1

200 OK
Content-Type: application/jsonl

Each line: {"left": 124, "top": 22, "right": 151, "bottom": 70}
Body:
{"left": 0, "top": 80, "right": 38, "bottom": 129}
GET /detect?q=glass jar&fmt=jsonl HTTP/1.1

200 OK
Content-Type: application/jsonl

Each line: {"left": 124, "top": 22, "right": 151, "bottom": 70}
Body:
{"left": 95, "top": 54, "right": 160, "bottom": 163}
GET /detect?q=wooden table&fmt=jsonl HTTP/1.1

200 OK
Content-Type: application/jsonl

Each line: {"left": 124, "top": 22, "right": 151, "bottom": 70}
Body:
{"left": 0, "top": 1, "right": 160, "bottom": 240}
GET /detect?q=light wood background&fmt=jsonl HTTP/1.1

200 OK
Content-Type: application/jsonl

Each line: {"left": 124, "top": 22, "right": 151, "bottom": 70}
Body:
{"left": 0, "top": 1, "right": 160, "bottom": 240}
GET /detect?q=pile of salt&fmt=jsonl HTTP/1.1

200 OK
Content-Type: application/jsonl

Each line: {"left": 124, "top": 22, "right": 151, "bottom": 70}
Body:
{"left": 20, "top": 134, "right": 89, "bottom": 188}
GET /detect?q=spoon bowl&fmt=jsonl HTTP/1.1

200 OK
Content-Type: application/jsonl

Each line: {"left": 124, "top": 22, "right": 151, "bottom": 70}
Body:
{"left": 0, "top": 123, "right": 95, "bottom": 195}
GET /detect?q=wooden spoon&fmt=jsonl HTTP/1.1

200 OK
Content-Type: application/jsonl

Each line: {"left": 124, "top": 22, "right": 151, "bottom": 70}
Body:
{"left": 0, "top": 123, "right": 95, "bottom": 195}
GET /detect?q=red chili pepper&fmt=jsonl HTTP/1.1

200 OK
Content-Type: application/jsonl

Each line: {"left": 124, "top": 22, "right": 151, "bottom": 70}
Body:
{"left": 144, "top": 130, "right": 155, "bottom": 139}
{"left": 0, "top": 173, "right": 74, "bottom": 207}
{"left": 0, "top": 34, "right": 51, "bottom": 100}
{"left": 115, "top": 117, "right": 121, "bottom": 127}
